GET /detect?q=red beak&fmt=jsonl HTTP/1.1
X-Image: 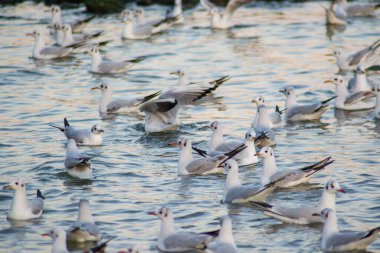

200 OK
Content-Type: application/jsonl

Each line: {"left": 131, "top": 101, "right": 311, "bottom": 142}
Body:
{"left": 41, "top": 233, "right": 50, "bottom": 237}
{"left": 338, "top": 188, "right": 345, "bottom": 193}
{"left": 148, "top": 211, "right": 157, "bottom": 216}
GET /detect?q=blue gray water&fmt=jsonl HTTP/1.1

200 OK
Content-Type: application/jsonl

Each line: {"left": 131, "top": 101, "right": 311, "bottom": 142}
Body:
{"left": 0, "top": 1, "right": 380, "bottom": 252}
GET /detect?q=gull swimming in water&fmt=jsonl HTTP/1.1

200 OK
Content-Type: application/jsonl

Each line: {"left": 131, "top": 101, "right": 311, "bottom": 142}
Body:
{"left": 50, "top": 118, "right": 104, "bottom": 146}
{"left": 333, "top": 39, "right": 380, "bottom": 72}
{"left": 166, "top": 0, "right": 185, "bottom": 24}
{"left": 251, "top": 95, "right": 282, "bottom": 128}
{"left": 85, "top": 238, "right": 115, "bottom": 253}
{"left": 374, "top": 83, "right": 380, "bottom": 119}
{"left": 279, "top": 86, "right": 336, "bottom": 121}
{"left": 87, "top": 46, "right": 145, "bottom": 74}
{"left": 67, "top": 199, "right": 101, "bottom": 243}
{"left": 223, "top": 160, "right": 276, "bottom": 203}
{"left": 27, "top": 29, "right": 82, "bottom": 60}
{"left": 324, "top": 76, "right": 375, "bottom": 111}
{"left": 49, "top": 5, "right": 94, "bottom": 32}
{"left": 348, "top": 65, "right": 373, "bottom": 94}
{"left": 168, "top": 137, "right": 246, "bottom": 175}
{"left": 253, "top": 105, "right": 276, "bottom": 147}
{"left": 314, "top": 208, "right": 380, "bottom": 252}
{"left": 149, "top": 207, "right": 218, "bottom": 252}
{"left": 64, "top": 139, "right": 95, "bottom": 179}
{"left": 140, "top": 76, "right": 229, "bottom": 132}
{"left": 91, "top": 83, "right": 161, "bottom": 115}
{"left": 252, "top": 179, "right": 345, "bottom": 225}
{"left": 42, "top": 227, "right": 69, "bottom": 253}
{"left": 331, "top": 0, "right": 380, "bottom": 19}
{"left": 205, "top": 216, "right": 237, "bottom": 253}
{"left": 3, "top": 179, "right": 45, "bottom": 220}
{"left": 256, "top": 146, "right": 334, "bottom": 188}
{"left": 322, "top": 5, "right": 347, "bottom": 26}
{"left": 201, "top": 0, "right": 255, "bottom": 29}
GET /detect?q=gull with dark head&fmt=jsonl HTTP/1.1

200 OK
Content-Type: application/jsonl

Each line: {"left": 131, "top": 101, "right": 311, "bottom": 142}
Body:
{"left": 64, "top": 139, "right": 95, "bottom": 179}
{"left": 3, "top": 179, "right": 45, "bottom": 220}
{"left": 253, "top": 179, "right": 345, "bottom": 224}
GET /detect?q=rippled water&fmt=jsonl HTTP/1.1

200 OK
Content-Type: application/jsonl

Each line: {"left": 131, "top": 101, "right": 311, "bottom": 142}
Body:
{"left": 1, "top": 1, "right": 380, "bottom": 252}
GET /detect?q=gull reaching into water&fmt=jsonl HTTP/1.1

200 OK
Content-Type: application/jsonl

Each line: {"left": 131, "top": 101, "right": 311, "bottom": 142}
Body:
{"left": 324, "top": 76, "right": 375, "bottom": 111}
{"left": 50, "top": 118, "right": 104, "bottom": 145}
{"left": 42, "top": 227, "right": 69, "bottom": 253}
{"left": 315, "top": 208, "right": 380, "bottom": 252}
{"left": 64, "top": 139, "right": 95, "bottom": 179}
{"left": 279, "top": 86, "right": 336, "bottom": 121}
{"left": 205, "top": 216, "right": 237, "bottom": 253}
{"left": 67, "top": 199, "right": 101, "bottom": 243}
{"left": 201, "top": 0, "right": 255, "bottom": 29}
{"left": 149, "top": 207, "right": 218, "bottom": 252}
{"left": 252, "top": 179, "right": 345, "bottom": 225}
{"left": 3, "top": 179, "right": 44, "bottom": 220}
{"left": 91, "top": 83, "right": 161, "bottom": 115}
{"left": 87, "top": 46, "right": 145, "bottom": 74}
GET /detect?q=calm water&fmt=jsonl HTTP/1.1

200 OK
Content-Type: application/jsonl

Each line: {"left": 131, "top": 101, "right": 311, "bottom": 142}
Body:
{"left": 0, "top": 1, "right": 380, "bottom": 252}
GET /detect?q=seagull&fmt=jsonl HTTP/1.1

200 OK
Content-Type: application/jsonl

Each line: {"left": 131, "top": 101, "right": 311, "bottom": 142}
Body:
{"left": 324, "top": 76, "right": 375, "bottom": 111}
{"left": 50, "top": 118, "right": 104, "bottom": 146}
{"left": 27, "top": 29, "right": 81, "bottom": 60}
{"left": 67, "top": 199, "right": 101, "bottom": 243}
{"left": 91, "top": 83, "right": 161, "bottom": 115}
{"left": 205, "top": 216, "right": 237, "bottom": 253}
{"left": 331, "top": 0, "right": 380, "bottom": 18}
{"left": 252, "top": 179, "right": 345, "bottom": 225}
{"left": 170, "top": 69, "right": 190, "bottom": 86}
{"left": 253, "top": 105, "right": 276, "bottom": 147}
{"left": 374, "top": 83, "right": 380, "bottom": 119}
{"left": 166, "top": 0, "right": 185, "bottom": 24}
{"left": 87, "top": 46, "right": 145, "bottom": 74}
{"left": 314, "top": 208, "right": 380, "bottom": 252}
{"left": 140, "top": 76, "right": 229, "bottom": 132}
{"left": 64, "top": 139, "right": 95, "bottom": 179}
{"left": 223, "top": 160, "right": 276, "bottom": 203}
{"left": 251, "top": 95, "right": 282, "bottom": 128}
{"left": 42, "top": 227, "right": 69, "bottom": 253}
{"left": 256, "top": 146, "right": 334, "bottom": 188}
{"left": 348, "top": 65, "right": 373, "bottom": 94}
{"left": 201, "top": 0, "right": 255, "bottom": 29}
{"left": 333, "top": 39, "right": 380, "bottom": 72}
{"left": 168, "top": 137, "right": 246, "bottom": 175}
{"left": 49, "top": 22, "right": 65, "bottom": 46}
{"left": 49, "top": 5, "right": 94, "bottom": 32}
{"left": 279, "top": 86, "right": 336, "bottom": 121}
{"left": 148, "top": 207, "right": 218, "bottom": 252}
{"left": 322, "top": 5, "right": 347, "bottom": 26}
{"left": 59, "top": 24, "right": 107, "bottom": 49}
{"left": 3, "top": 179, "right": 45, "bottom": 220}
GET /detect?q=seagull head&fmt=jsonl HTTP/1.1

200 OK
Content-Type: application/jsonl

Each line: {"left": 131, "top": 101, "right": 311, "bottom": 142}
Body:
{"left": 87, "top": 46, "right": 100, "bottom": 56}
{"left": 170, "top": 69, "right": 185, "bottom": 77}
{"left": 134, "top": 8, "right": 144, "bottom": 18}
{"left": 42, "top": 227, "right": 66, "bottom": 240}
{"left": 50, "top": 5, "right": 61, "bottom": 15}
{"left": 123, "top": 16, "right": 134, "bottom": 25}
{"left": 355, "top": 64, "right": 366, "bottom": 74}
{"left": 244, "top": 129, "right": 256, "bottom": 142}
{"left": 333, "top": 48, "right": 343, "bottom": 57}
{"left": 62, "top": 24, "right": 72, "bottom": 35}
{"left": 3, "top": 178, "right": 25, "bottom": 191}
{"left": 324, "top": 76, "right": 345, "bottom": 86}
{"left": 279, "top": 86, "right": 295, "bottom": 97}
{"left": 148, "top": 206, "right": 173, "bottom": 221}
{"left": 119, "top": 9, "right": 133, "bottom": 19}
{"left": 251, "top": 95, "right": 265, "bottom": 106}
{"left": 209, "top": 121, "right": 222, "bottom": 133}
{"left": 256, "top": 146, "right": 273, "bottom": 158}
{"left": 91, "top": 124, "right": 104, "bottom": 135}
{"left": 91, "top": 83, "right": 110, "bottom": 93}
{"left": 26, "top": 30, "right": 42, "bottom": 39}
{"left": 372, "top": 83, "right": 380, "bottom": 95}
{"left": 224, "top": 159, "right": 238, "bottom": 175}
{"left": 325, "top": 179, "right": 345, "bottom": 194}
{"left": 168, "top": 137, "right": 189, "bottom": 149}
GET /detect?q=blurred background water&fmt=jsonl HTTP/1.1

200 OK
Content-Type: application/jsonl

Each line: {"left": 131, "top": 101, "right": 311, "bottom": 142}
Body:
{"left": 0, "top": 1, "right": 380, "bottom": 252}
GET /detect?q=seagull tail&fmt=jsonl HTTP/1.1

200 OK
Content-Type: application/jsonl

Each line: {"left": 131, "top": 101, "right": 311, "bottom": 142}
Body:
{"left": 321, "top": 95, "right": 337, "bottom": 105}
{"left": 135, "top": 91, "right": 162, "bottom": 106}
{"left": 64, "top": 118, "right": 70, "bottom": 127}
{"left": 89, "top": 30, "right": 104, "bottom": 39}
{"left": 252, "top": 201, "right": 273, "bottom": 210}
{"left": 36, "top": 189, "right": 45, "bottom": 200}
{"left": 209, "top": 75, "right": 231, "bottom": 86}
{"left": 302, "top": 157, "right": 334, "bottom": 178}
{"left": 90, "top": 236, "right": 116, "bottom": 253}
{"left": 126, "top": 56, "right": 146, "bottom": 64}
{"left": 201, "top": 229, "right": 220, "bottom": 237}
{"left": 192, "top": 146, "right": 208, "bottom": 157}
{"left": 49, "top": 124, "right": 64, "bottom": 132}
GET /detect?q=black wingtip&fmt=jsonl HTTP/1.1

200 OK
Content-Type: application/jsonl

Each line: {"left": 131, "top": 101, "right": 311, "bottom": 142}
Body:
{"left": 90, "top": 237, "right": 116, "bottom": 253}
{"left": 321, "top": 95, "right": 337, "bottom": 104}
{"left": 127, "top": 56, "right": 146, "bottom": 64}
{"left": 64, "top": 118, "right": 70, "bottom": 127}
{"left": 252, "top": 201, "right": 272, "bottom": 209}
{"left": 135, "top": 91, "right": 162, "bottom": 106}
{"left": 37, "top": 189, "right": 45, "bottom": 200}
{"left": 201, "top": 229, "right": 220, "bottom": 237}
{"left": 49, "top": 124, "right": 64, "bottom": 132}
{"left": 275, "top": 105, "right": 282, "bottom": 115}
{"left": 97, "top": 40, "right": 113, "bottom": 47}
{"left": 192, "top": 146, "right": 208, "bottom": 157}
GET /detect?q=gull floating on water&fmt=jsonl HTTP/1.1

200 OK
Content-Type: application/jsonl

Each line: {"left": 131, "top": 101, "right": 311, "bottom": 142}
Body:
{"left": 374, "top": 83, "right": 380, "bottom": 119}
{"left": 149, "top": 206, "right": 218, "bottom": 252}
{"left": 314, "top": 208, "right": 380, "bottom": 252}
{"left": 67, "top": 199, "right": 101, "bottom": 243}
{"left": 168, "top": 137, "right": 246, "bottom": 175}
{"left": 279, "top": 86, "right": 336, "bottom": 121}
{"left": 324, "top": 76, "right": 375, "bottom": 111}
{"left": 42, "top": 227, "right": 69, "bottom": 253}
{"left": 3, "top": 179, "right": 45, "bottom": 220}
{"left": 166, "top": 0, "right": 184, "bottom": 24}
{"left": 87, "top": 46, "right": 145, "bottom": 74}
{"left": 205, "top": 216, "right": 237, "bottom": 253}
{"left": 331, "top": 0, "right": 380, "bottom": 19}
{"left": 64, "top": 139, "right": 95, "bottom": 179}
{"left": 223, "top": 160, "right": 276, "bottom": 203}
{"left": 49, "top": 5, "right": 94, "bottom": 33}
{"left": 256, "top": 146, "right": 334, "bottom": 188}
{"left": 201, "top": 0, "right": 255, "bottom": 29}
{"left": 333, "top": 39, "right": 380, "bottom": 72}
{"left": 253, "top": 105, "right": 276, "bottom": 147}
{"left": 251, "top": 95, "right": 282, "bottom": 129}
{"left": 50, "top": 118, "right": 104, "bottom": 146}
{"left": 252, "top": 179, "right": 345, "bottom": 225}
{"left": 348, "top": 65, "right": 373, "bottom": 94}
{"left": 91, "top": 83, "right": 161, "bottom": 115}
{"left": 322, "top": 4, "right": 347, "bottom": 26}
{"left": 140, "top": 76, "right": 229, "bottom": 132}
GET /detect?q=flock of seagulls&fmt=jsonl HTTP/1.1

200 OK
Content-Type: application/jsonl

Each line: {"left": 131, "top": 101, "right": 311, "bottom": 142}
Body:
{"left": 3, "top": 0, "right": 380, "bottom": 252}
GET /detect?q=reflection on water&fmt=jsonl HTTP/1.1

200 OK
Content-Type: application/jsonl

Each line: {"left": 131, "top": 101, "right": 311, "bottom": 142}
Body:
{"left": 0, "top": 1, "right": 380, "bottom": 253}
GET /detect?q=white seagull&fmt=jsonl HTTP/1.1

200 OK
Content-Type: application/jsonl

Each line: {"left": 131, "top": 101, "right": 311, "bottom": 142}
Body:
{"left": 251, "top": 95, "right": 282, "bottom": 128}
{"left": 253, "top": 105, "right": 276, "bottom": 147}
{"left": 315, "top": 208, "right": 380, "bottom": 252}
{"left": 59, "top": 24, "right": 107, "bottom": 49}
{"left": 42, "top": 227, "right": 69, "bottom": 253}
{"left": 223, "top": 160, "right": 276, "bottom": 203}
{"left": 331, "top": 0, "right": 380, "bottom": 18}
{"left": 87, "top": 46, "right": 145, "bottom": 74}
{"left": 64, "top": 139, "right": 95, "bottom": 179}
{"left": 91, "top": 83, "right": 161, "bottom": 115}
{"left": 166, "top": 0, "right": 184, "bottom": 24}
{"left": 149, "top": 206, "right": 218, "bottom": 252}
{"left": 324, "top": 76, "right": 375, "bottom": 111}
{"left": 279, "top": 86, "right": 336, "bottom": 121}
{"left": 201, "top": 0, "right": 255, "bottom": 29}
{"left": 3, "top": 179, "right": 45, "bottom": 220}
{"left": 252, "top": 179, "right": 345, "bottom": 225}
{"left": 205, "top": 216, "right": 237, "bottom": 253}
{"left": 67, "top": 199, "right": 101, "bottom": 243}
{"left": 49, "top": 5, "right": 94, "bottom": 32}
{"left": 322, "top": 5, "right": 347, "bottom": 26}
{"left": 50, "top": 118, "right": 104, "bottom": 146}
{"left": 348, "top": 65, "right": 373, "bottom": 94}
{"left": 256, "top": 146, "right": 334, "bottom": 188}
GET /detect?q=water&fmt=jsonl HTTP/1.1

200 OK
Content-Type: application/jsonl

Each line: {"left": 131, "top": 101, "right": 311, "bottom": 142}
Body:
{"left": 0, "top": 1, "right": 380, "bottom": 252}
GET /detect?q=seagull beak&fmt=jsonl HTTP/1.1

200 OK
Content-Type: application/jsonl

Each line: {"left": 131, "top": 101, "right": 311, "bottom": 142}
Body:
{"left": 324, "top": 80, "right": 333, "bottom": 84}
{"left": 168, "top": 142, "right": 179, "bottom": 147}
{"left": 147, "top": 211, "right": 157, "bottom": 216}
{"left": 251, "top": 99, "right": 257, "bottom": 104}
{"left": 254, "top": 153, "right": 261, "bottom": 156}
{"left": 312, "top": 213, "right": 321, "bottom": 217}
{"left": 169, "top": 72, "right": 178, "bottom": 76}
{"left": 278, "top": 89, "right": 285, "bottom": 93}
{"left": 26, "top": 33, "right": 33, "bottom": 36}
{"left": 91, "top": 87, "right": 100, "bottom": 90}
{"left": 3, "top": 185, "right": 11, "bottom": 189}
{"left": 41, "top": 233, "right": 51, "bottom": 237}
{"left": 337, "top": 188, "right": 346, "bottom": 193}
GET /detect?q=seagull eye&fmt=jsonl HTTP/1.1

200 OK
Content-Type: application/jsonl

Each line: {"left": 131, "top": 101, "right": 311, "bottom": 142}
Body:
{"left": 178, "top": 141, "right": 181, "bottom": 144}
{"left": 331, "top": 185, "right": 334, "bottom": 189}
{"left": 334, "top": 78, "right": 337, "bottom": 81}
{"left": 265, "top": 150, "right": 268, "bottom": 153}
{"left": 100, "top": 85, "right": 103, "bottom": 88}
{"left": 15, "top": 182, "right": 18, "bottom": 185}
{"left": 21, "top": 184, "right": 24, "bottom": 187}
{"left": 229, "top": 166, "right": 231, "bottom": 169}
